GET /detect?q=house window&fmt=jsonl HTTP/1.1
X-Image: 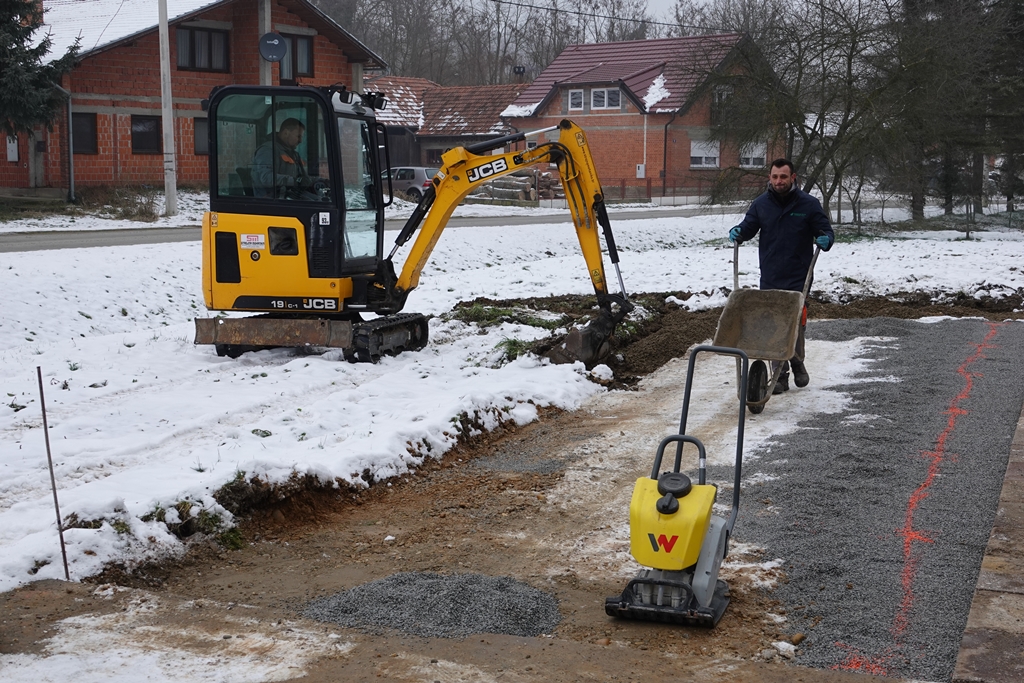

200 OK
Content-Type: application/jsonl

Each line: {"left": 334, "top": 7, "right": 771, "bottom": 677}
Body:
{"left": 176, "top": 27, "right": 229, "bottom": 72}
{"left": 279, "top": 35, "right": 313, "bottom": 84}
{"left": 7, "top": 135, "right": 18, "bottom": 162}
{"left": 591, "top": 88, "right": 621, "bottom": 110}
{"left": 690, "top": 140, "right": 719, "bottom": 168}
{"left": 72, "top": 113, "right": 98, "bottom": 154}
{"left": 194, "top": 117, "right": 209, "bottom": 156}
{"left": 568, "top": 89, "right": 584, "bottom": 110}
{"left": 131, "top": 115, "right": 162, "bottom": 154}
{"left": 739, "top": 142, "right": 767, "bottom": 168}
{"left": 711, "top": 86, "right": 732, "bottom": 125}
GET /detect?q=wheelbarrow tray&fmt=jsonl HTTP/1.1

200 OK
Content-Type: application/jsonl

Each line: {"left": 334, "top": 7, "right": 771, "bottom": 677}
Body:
{"left": 712, "top": 289, "right": 804, "bottom": 362}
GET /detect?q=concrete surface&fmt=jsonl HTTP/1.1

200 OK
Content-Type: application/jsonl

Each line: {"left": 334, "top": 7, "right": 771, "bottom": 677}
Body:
{"left": 954, "top": 401, "right": 1024, "bottom": 683}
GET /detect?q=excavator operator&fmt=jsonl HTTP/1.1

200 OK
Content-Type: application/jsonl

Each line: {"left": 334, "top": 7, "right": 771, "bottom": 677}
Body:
{"left": 252, "top": 118, "right": 314, "bottom": 200}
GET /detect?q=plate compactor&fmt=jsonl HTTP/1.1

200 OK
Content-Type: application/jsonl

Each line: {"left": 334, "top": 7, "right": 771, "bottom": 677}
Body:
{"left": 605, "top": 345, "right": 749, "bottom": 627}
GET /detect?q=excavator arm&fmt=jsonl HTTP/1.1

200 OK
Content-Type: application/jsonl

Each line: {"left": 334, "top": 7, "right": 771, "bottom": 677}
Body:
{"left": 384, "top": 119, "right": 633, "bottom": 364}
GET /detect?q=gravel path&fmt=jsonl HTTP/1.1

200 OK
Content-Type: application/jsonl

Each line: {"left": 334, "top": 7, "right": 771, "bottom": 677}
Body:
{"left": 734, "top": 317, "right": 1024, "bottom": 681}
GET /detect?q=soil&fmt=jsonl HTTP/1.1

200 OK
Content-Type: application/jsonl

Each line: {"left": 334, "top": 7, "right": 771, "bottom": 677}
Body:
{"left": 3, "top": 292, "right": 1022, "bottom": 682}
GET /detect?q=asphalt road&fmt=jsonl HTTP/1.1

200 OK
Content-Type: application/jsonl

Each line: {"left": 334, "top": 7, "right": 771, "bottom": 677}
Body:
{"left": 0, "top": 205, "right": 724, "bottom": 253}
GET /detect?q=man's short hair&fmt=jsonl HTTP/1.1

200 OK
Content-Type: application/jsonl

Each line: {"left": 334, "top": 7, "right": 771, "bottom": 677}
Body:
{"left": 771, "top": 158, "right": 796, "bottom": 175}
{"left": 279, "top": 118, "right": 305, "bottom": 132}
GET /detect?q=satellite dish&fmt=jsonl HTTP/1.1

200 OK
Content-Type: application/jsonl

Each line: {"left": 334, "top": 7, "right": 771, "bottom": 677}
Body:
{"left": 258, "top": 33, "right": 287, "bottom": 63}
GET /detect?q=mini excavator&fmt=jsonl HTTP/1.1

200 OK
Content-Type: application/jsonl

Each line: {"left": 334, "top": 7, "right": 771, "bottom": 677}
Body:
{"left": 194, "top": 84, "right": 631, "bottom": 363}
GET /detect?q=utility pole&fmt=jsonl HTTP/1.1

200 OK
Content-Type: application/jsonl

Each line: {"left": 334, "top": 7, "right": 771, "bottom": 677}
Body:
{"left": 158, "top": 0, "right": 177, "bottom": 216}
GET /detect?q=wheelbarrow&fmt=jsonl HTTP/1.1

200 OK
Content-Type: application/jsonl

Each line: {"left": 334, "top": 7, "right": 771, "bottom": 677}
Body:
{"left": 712, "top": 242, "right": 820, "bottom": 414}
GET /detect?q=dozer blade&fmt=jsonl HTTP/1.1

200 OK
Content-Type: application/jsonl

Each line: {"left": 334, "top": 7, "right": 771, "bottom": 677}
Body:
{"left": 195, "top": 316, "right": 353, "bottom": 348}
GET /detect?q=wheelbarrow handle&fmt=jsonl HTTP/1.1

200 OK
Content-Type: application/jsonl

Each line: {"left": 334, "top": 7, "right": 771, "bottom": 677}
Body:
{"left": 733, "top": 241, "right": 739, "bottom": 292}
{"left": 801, "top": 245, "right": 822, "bottom": 304}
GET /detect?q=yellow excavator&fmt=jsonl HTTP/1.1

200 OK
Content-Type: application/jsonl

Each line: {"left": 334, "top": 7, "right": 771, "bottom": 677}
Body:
{"left": 195, "top": 84, "right": 631, "bottom": 363}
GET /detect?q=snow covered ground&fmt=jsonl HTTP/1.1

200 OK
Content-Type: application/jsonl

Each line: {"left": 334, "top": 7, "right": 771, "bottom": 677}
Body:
{"left": 2, "top": 197, "right": 1023, "bottom": 597}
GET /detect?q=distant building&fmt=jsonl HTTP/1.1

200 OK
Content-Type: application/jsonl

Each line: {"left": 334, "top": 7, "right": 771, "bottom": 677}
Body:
{"left": 1, "top": 0, "right": 385, "bottom": 195}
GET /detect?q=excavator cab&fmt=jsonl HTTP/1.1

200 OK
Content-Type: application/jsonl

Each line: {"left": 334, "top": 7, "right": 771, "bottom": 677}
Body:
{"left": 204, "top": 85, "right": 387, "bottom": 302}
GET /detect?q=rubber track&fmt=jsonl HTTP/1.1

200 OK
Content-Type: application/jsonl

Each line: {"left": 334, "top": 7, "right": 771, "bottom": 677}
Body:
{"left": 348, "top": 312, "right": 429, "bottom": 363}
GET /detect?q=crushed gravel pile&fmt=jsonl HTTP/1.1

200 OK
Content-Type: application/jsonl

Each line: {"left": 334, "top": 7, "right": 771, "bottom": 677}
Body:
{"left": 303, "top": 572, "right": 561, "bottom": 638}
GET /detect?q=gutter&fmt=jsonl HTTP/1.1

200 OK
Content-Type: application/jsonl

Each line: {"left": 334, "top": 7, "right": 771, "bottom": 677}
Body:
{"left": 661, "top": 111, "right": 677, "bottom": 197}
{"left": 53, "top": 83, "right": 74, "bottom": 202}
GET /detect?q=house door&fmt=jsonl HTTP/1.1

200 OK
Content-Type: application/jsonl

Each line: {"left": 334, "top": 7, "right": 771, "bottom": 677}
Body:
{"left": 28, "top": 130, "right": 46, "bottom": 188}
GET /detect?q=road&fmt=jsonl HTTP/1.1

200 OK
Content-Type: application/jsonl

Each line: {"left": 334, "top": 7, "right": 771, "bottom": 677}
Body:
{"left": 0, "top": 205, "right": 727, "bottom": 253}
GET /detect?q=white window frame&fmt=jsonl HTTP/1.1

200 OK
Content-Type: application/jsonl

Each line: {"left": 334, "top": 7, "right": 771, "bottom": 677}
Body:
{"left": 739, "top": 142, "right": 767, "bottom": 168}
{"left": 568, "top": 89, "right": 584, "bottom": 110}
{"left": 7, "top": 135, "right": 18, "bottom": 162}
{"left": 690, "top": 140, "right": 720, "bottom": 169}
{"left": 591, "top": 88, "right": 621, "bottom": 110}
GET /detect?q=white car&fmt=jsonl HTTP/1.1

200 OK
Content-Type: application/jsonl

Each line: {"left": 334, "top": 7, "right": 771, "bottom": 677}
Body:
{"left": 382, "top": 166, "right": 439, "bottom": 201}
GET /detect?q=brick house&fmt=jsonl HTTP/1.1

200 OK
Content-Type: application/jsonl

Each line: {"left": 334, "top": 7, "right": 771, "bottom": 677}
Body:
{"left": 418, "top": 83, "right": 528, "bottom": 165}
{"left": 1, "top": 0, "right": 385, "bottom": 196}
{"left": 365, "top": 76, "right": 526, "bottom": 169}
{"left": 501, "top": 34, "right": 775, "bottom": 201}
{"left": 364, "top": 75, "right": 439, "bottom": 167}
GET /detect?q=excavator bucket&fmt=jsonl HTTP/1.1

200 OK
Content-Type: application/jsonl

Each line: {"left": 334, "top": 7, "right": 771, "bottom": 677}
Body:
{"left": 544, "top": 305, "right": 625, "bottom": 366}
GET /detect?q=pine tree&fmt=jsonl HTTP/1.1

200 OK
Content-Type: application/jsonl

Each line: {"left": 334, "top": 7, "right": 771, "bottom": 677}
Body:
{"left": 0, "top": 0, "right": 79, "bottom": 137}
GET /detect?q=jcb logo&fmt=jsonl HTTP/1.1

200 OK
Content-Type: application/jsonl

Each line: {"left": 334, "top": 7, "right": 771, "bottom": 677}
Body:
{"left": 467, "top": 158, "right": 508, "bottom": 183}
{"left": 302, "top": 298, "right": 337, "bottom": 310}
{"left": 648, "top": 533, "right": 679, "bottom": 553}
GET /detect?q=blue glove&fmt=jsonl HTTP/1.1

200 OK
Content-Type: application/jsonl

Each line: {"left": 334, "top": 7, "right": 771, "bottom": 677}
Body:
{"left": 815, "top": 235, "right": 832, "bottom": 251}
{"left": 729, "top": 226, "right": 743, "bottom": 243}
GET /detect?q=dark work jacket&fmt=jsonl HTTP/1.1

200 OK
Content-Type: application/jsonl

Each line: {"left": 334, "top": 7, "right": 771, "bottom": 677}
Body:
{"left": 734, "top": 186, "right": 834, "bottom": 291}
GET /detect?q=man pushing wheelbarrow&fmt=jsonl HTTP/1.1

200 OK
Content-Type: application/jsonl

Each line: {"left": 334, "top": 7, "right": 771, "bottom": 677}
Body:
{"left": 727, "top": 158, "right": 834, "bottom": 397}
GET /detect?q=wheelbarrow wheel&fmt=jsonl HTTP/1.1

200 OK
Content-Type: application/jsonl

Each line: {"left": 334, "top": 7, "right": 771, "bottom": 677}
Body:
{"left": 747, "top": 360, "right": 768, "bottom": 414}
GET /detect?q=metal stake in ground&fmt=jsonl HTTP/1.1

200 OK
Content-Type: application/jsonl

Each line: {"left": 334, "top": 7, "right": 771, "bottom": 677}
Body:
{"left": 36, "top": 366, "right": 70, "bottom": 581}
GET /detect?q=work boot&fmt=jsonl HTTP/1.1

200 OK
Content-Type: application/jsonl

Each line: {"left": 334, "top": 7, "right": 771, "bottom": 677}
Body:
{"left": 773, "top": 372, "right": 789, "bottom": 395}
{"left": 791, "top": 360, "right": 809, "bottom": 388}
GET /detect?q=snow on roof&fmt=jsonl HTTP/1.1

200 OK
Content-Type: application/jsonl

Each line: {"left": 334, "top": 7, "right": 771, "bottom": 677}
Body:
{"left": 642, "top": 73, "right": 669, "bottom": 110}
{"left": 505, "top": 34, "right": 744, "bottom": 117}
{"left": 42, "top": 0, "right": 227, "bottom": 58}
{"left": 420, "top": 83, "right": 527, "bottom": 138}
{"left": 364, "top": 75, "right": 441, "bottom": 129}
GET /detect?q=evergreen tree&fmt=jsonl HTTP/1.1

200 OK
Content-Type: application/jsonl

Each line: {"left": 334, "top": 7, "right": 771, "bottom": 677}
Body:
{"left": 0, "top": 0, "right": 79, "bottom": 137}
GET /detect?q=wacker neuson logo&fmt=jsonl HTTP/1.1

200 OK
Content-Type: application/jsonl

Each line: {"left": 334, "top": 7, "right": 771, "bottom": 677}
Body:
{"left": 648, "top": 533, "right": 679, "bottom": 552}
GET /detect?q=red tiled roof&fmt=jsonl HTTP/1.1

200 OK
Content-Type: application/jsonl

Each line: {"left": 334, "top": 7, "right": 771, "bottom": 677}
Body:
{"left": 364, "top": 75, "right": 441, "bottom": 128}
{"left": 420, "top": 83, "right": 529, "bottom": 137}
{"left": 504, "top": 34, "right": 745, "bottom": 116}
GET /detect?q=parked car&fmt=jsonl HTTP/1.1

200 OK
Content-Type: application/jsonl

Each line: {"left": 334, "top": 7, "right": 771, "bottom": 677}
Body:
{"left": 382, "top": 166, "right": 439, "bottom": 201}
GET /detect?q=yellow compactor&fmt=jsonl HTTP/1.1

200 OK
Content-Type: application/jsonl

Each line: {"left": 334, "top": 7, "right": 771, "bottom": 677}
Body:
{"left": 606, "top": 345, "right": 749, "bottom": 627}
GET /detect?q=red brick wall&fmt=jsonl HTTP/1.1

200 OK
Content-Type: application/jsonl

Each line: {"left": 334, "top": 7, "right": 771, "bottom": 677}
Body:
{"left": 18, "top": 0, "right": 358, "bottom": 190}
{"left": 0, "top": 133, "right": 32, "bottom": 188}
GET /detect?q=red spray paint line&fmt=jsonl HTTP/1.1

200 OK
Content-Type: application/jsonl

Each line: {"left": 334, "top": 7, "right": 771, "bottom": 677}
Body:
{"left": 835, "top": 322, "right": 1003, "bottom": 672}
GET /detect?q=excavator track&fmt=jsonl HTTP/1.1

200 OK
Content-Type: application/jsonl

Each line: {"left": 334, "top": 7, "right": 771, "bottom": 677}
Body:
{"left": 346, "top": 312, "right": 429, "bottom": 363}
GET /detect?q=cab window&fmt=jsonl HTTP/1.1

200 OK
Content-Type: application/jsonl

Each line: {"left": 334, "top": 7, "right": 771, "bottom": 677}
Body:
{"left": 214, "top": 93, "right": 331, "bottom": 201}
{"left": 337, "top": 116, "right": 378, "bottom": 260}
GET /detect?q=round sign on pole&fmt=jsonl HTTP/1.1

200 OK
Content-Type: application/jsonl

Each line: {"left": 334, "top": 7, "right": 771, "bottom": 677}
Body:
{"left": 258, "top": 33, "right": 287, "bottom": 62}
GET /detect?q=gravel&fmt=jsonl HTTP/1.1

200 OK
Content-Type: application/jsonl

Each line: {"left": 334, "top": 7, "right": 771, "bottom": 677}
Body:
{"left": 734, "top": 317, "right": 1024, "bottom": 681}
{"left": 302, "top": 572, "right": 561, "bottom": 638}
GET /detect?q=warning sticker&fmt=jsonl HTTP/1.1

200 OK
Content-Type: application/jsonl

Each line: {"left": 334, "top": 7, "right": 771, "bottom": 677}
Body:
{"left": 240, "top": 233, "right": 265, "bottom": 250}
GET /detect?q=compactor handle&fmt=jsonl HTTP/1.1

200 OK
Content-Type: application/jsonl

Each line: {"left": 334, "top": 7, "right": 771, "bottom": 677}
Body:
{"left": 677, "top": 345, "right": 749, "bottom": 532}
{"left": 650, "top": 434, "right": 707, "bottom": 484}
